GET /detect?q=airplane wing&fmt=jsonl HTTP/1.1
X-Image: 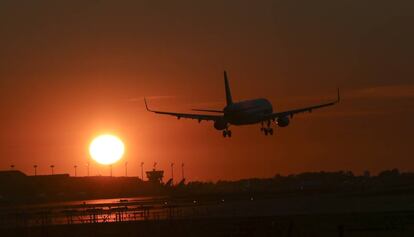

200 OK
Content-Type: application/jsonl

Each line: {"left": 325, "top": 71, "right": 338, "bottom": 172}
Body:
{"left": 263, "top": 89, "right": 340, "bottom": 121}
{"left": 144, "top": 98, "right": 222, "bottom": 122}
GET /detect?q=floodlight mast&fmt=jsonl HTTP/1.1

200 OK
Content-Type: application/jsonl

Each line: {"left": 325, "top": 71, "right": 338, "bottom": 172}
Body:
{"left": 181, "top": 163, "right": 185, "bottom": 180}
{"left": 86, "top": 162, "right": 90, "bottom": 177}
{"left": 125, "top": 162, "right": 128, "bottom": 177}
{"left": 140, "top": 162, "right": 144, "bottom": 180}
{"left": 171, "top": 163, "right": 174, "bottom": 185}
{"left": 33, "top": 165, "right": 38, "bottom": 176}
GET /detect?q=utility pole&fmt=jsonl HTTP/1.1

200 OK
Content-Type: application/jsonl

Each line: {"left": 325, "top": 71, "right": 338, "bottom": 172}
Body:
{"left": 50, "top": 165, "right": 54, "bottom": 175}
{"left": 109, "top": 165, "right": 112, "bottom": 177}
{"left": 74, "top": 165, "right": 77, "bottom": 177}
{"left": 140, "top": 162, "right": 144, "bottom": 180}
{"left": 33, "top": 165, "right": 38, "bottom": 176}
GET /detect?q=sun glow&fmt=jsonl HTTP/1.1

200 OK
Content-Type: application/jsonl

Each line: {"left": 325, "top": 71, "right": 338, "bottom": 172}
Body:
{"left": 89, "top": 134, "right": 125, "bottom": 165}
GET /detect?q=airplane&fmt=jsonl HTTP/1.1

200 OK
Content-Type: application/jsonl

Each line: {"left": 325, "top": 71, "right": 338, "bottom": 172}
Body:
{"left": 144, "top": 71, "right": 340, "bottom": 138}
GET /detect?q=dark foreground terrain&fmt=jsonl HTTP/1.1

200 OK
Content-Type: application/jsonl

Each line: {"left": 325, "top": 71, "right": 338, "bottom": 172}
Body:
{"left": 1, "top": 191, "right": 414, "bottom": 237}
{"left": 2, "top": 169, "right": 414, "bottom": 236}
{"left": 4, "top": 211, "right": 414, "bottom": 237}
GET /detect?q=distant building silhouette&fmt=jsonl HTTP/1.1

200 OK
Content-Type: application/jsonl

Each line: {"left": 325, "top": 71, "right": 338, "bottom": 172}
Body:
{"left": 0, "top": 168, "right": 413, "bottom": 205}
{"left": 0, "top": 170, "right": 160, "bottom": 203}
{"left": 0, "top": 170, "right": 25, "bottom": 180}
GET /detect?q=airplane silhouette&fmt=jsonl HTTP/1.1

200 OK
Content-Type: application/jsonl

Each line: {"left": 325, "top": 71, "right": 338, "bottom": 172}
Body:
{"left": 145, "top": 71, "right": 339, "bottom": 137}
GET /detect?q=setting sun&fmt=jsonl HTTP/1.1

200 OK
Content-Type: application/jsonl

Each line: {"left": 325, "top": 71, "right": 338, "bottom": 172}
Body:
{"left": 89, "top": 134, "right": 125, "bottom": 165}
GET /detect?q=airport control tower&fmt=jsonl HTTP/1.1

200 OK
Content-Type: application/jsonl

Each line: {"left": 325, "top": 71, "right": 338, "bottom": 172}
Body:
{"left": 146, "top": 169, "right": 164, "bottom": 184}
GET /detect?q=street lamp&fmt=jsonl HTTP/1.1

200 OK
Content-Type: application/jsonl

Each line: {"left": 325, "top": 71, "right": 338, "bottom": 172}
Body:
{"left": 86, "top": 162, "right": 90, "bottom": 177}
{"left": 140, "top": 162, "right": 144, "bottom": 180}
{"left": 171, "top": 162, "right": 174, "bottom": 185}
{"left": 181, "top": 163, "right": 185, "bottom": 180}
{"left": 125, "top": 162, "right": 128, "bottom": 177}
{"left": 33, "top": 165, "right": 38, "bottom": 176}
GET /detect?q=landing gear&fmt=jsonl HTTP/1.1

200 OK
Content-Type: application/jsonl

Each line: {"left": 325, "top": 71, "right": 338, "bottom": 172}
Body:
{"left": 222, "top": 129, "right": 232, "bottom": 138}
{"left": 269, "top": 128, "right": 273, "bottom": 135}
{"left": 263, "top": 128, "right": 273, "bottom": 136}
{"left": 261, "top": 120, "right": 274, "bottom": 136}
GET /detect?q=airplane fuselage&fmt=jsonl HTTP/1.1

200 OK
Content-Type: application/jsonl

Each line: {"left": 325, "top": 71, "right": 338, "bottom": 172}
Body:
{"left": 224, "top": 98, "right": 273, "bottom": 125}
{"left": 145, "top": 70, "right": 339, "bottom": 138}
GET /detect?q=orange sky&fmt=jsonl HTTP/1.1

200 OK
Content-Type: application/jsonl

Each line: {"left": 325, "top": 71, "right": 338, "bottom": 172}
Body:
{"left": 0, "top": 0, "right": 413, "bottom": 180}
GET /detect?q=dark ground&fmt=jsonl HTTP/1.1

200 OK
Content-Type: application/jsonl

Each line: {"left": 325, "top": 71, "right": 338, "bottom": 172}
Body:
{"left": 2, "top": 169, "right": 414, "bottom": 236}
{"left": 2, "top": 192, "right": 414, "bottom": 237}
{"left": 4, "top": 211, "right": 414, "bottom": 237}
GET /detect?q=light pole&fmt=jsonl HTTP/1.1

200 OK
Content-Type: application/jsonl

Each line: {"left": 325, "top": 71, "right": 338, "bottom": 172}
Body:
{"left": 171, "top": 163, "right": 174, "bottom": 185}
{"left": 33, "top": 165, "right": 38, "bottom": 176}
{"left": 86, "top": 162, "right": 90, "bottom": 177}
{"left": 140, "top": 162, "right": 144, "bottom": 180}
{"left": 10, "top": 165, "right": 14, "bottom": 170}
{"left": 181, "top": 163, "right": 185, "bottom": 180}
{"left": 125, "top": 162, "right": 128, "bottom": 177}
{"left": 74, "top": 165, "right": 77, "bottom": 177}
{"left": 50, "top": 165, "right": 54, "bottom": 175}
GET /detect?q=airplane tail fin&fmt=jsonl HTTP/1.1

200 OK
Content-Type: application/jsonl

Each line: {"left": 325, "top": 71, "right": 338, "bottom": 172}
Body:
{"left": 224, "top": 71, "right": 233, "bottom": 106}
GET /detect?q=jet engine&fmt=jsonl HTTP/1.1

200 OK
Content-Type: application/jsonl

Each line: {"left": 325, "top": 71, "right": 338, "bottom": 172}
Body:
{"left": 277, "top": 116, "right": 290, "bottom": 127}
{"left": 214, "top": 119, "right": 228, "bottom": 130}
